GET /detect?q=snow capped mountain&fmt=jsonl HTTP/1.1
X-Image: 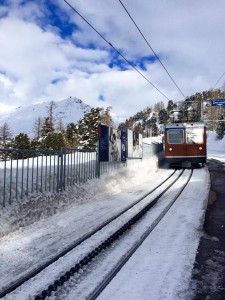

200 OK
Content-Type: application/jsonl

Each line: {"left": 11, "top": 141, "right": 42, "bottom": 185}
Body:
{"left": 0, "top": 97, "right": 91, "bottom": 138}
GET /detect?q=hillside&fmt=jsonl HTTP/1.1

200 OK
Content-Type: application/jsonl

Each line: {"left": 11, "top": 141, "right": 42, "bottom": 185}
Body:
{"left": 0, "top": 97, "right": 91, "bottom": 138}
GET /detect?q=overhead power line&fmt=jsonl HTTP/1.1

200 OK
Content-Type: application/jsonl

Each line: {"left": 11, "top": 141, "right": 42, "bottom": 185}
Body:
{"left": 213, "top": 71, "right": 225, "bottom": 89}
{"left": 118, "top": 0, "right": 186, "bottom": 100}
{"left": 62, "top": 0, "right": 170, "bottom": 100}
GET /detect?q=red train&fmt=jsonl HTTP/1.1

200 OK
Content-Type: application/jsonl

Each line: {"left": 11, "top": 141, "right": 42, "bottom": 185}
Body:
{"left": 164, "top": 122, "right": 207, "bottom": 167}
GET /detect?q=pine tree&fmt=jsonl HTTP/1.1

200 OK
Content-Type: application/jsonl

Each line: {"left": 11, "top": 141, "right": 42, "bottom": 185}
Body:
{"left": 118, "top": 118, "right": 135, "bottom": 131}
{"left": 39, "top": 101, "right": 56, "bottom": 138}
{"left": 30, "top": 138, "right": 41, "bottom": 151}
{"left": 77, "top": 107, "right": 103, "bottom": 148}
{"left": 167, "top": 100, "right": 177, "bottom": 121}
{"left": 40, "top": 116, "right": 54, "bottom": 137}
{"left": 11, "top": 133, "right": 31, "bottom": 158}
{"left": 12, "top": 133, "right": 30, "bottom": 149}
{"left": 66, "top": 123, "right": 79, "bottom": 147}
{"left": 133, "top": 122, "right": 144, "bottom": 134}
{"left": 146, "top": 113, "right": 158, "bottom": 136}
{"left": 158, "top": 109, "right": 168, "bottom": 124}
{"left": 41, "top": 132, "right": 66, "bottom": 150}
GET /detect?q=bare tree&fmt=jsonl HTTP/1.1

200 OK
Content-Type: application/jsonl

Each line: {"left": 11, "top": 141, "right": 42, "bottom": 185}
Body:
{"left": 57, "top": 114, "right": 65, "bottom": 133}
{"left": 0, "top": 122, "right": 12, "bottom": 147}
{"left": 33, "top": 117, "right": 42, "bottom": 139}
{"left": 154, "top": 101, "right": 165, "bottom": 113}
{"left": 221, "top": 82, "right": 225, "bottom": 92}
{"left": 101, "top": 107, "right": 114, "bottom": 128}
{"left": 47, "top": 101, "right": 57, "bottom": 131}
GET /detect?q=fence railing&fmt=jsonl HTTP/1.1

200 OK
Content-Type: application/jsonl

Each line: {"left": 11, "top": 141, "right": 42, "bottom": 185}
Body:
{"left": 0, "top": 148, "right": 97, "bottom": 207}
{"left": 0, "top": 143, "right": 163, "bottom": 207}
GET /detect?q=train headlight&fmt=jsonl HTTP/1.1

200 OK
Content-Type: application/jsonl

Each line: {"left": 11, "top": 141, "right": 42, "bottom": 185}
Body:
{"left": 199, "top": 147, "right": 202, "bottom": 150}
{"left": 169, "top": 148, "right": 173, "bottom": 151}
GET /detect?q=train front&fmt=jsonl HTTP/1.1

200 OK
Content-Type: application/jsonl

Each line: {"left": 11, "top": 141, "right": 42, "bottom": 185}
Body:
{"left": 164, "top": 122, "right": 207, "bottom": 167}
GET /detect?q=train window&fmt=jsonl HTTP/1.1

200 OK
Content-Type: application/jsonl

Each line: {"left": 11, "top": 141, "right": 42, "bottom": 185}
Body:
{"left": 167, "top": 129, "right": 184, "bottom": 144}
{"left": 186, "top": 128, "right": 204, "bottom": 144}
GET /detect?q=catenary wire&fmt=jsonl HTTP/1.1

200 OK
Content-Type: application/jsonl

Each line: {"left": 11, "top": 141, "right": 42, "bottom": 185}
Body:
{"left": 213, "top": 70, "right": 225, "bottom": 89}
{"left": 62, "top": 0, "right": 170, "bottom": 101}
{"left": 118, "top": 0, "right": 186, "bottom": 100}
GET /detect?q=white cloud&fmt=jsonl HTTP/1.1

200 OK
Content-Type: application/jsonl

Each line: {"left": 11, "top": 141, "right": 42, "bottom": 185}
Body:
{"left": 0, "top": 14, "right": 110, "bottom": 107}
{"left": 0, "top": 0, "right": 225, "bottom": 122}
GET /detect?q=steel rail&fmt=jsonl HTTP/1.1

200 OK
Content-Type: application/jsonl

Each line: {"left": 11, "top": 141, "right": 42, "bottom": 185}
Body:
{"left": 0, "top": 170, "right": 177, "bottom": 298}
{"left": 88, "top": 169, "right": 193, "bottom": 300}
{"left": 33, "top": 169, "right": 186, "bottom": 299}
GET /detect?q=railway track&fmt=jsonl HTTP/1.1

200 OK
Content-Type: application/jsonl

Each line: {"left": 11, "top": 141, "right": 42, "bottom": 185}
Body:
{"left": 1, "top": 169, "right": 193, "bottom": 299}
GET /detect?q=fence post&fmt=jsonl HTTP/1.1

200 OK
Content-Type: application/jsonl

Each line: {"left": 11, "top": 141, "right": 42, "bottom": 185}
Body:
{"left": 57, "top": 149, "right": 65, "bottom": 192}
{"left": 95, "top": 144, "right": 100, "bottom": 178}
{"left": 3, "top": 154, "right": 6, "bottom": 207}
{"left": 63, "top": 148, "right": 66, "bottom": 190}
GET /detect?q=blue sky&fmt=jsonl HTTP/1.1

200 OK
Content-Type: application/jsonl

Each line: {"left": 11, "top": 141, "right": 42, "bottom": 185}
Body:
{"left": 0, "top": 0, "right": 225, "bottom": 121}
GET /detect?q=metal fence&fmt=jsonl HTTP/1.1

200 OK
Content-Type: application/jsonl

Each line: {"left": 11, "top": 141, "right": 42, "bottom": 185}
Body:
{"left": 0, "top": 148, "right": 97, "bottom": 207}
{"left": 0, "top": 143, "right": 163, "bottom": 207}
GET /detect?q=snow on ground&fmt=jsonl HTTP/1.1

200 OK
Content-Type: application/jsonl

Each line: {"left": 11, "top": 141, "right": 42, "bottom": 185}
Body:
{"left": 98, "top": 168, "right": 209, "bottom": 300}
{"left": 0, "top": 131, "right": 224, "bottom": 299}
{"left": 207, "top": 131, "right": 225, "bottom": 162}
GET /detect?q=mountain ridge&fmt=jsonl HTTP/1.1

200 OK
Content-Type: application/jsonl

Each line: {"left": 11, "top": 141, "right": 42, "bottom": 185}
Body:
{"left": 0, "top": 97, "right": 91, "bottom": 138}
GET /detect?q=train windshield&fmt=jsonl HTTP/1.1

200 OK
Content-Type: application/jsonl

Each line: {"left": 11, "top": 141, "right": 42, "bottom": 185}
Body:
{"left": 167, "top": 129, "right": 184, "bottom": 144}
{"left": 186, "top": 127, "right": 204, "bottom": 144}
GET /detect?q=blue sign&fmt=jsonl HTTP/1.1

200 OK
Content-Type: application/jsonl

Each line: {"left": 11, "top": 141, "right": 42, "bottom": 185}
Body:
{"left": 98, "top": 125, "right": 109, "bottom": 162}
{"left": 121, "top": 131, "right": 127, "bottom": 162}
{"left": 211, "top": 98, "right": 225, "bottom": 106}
